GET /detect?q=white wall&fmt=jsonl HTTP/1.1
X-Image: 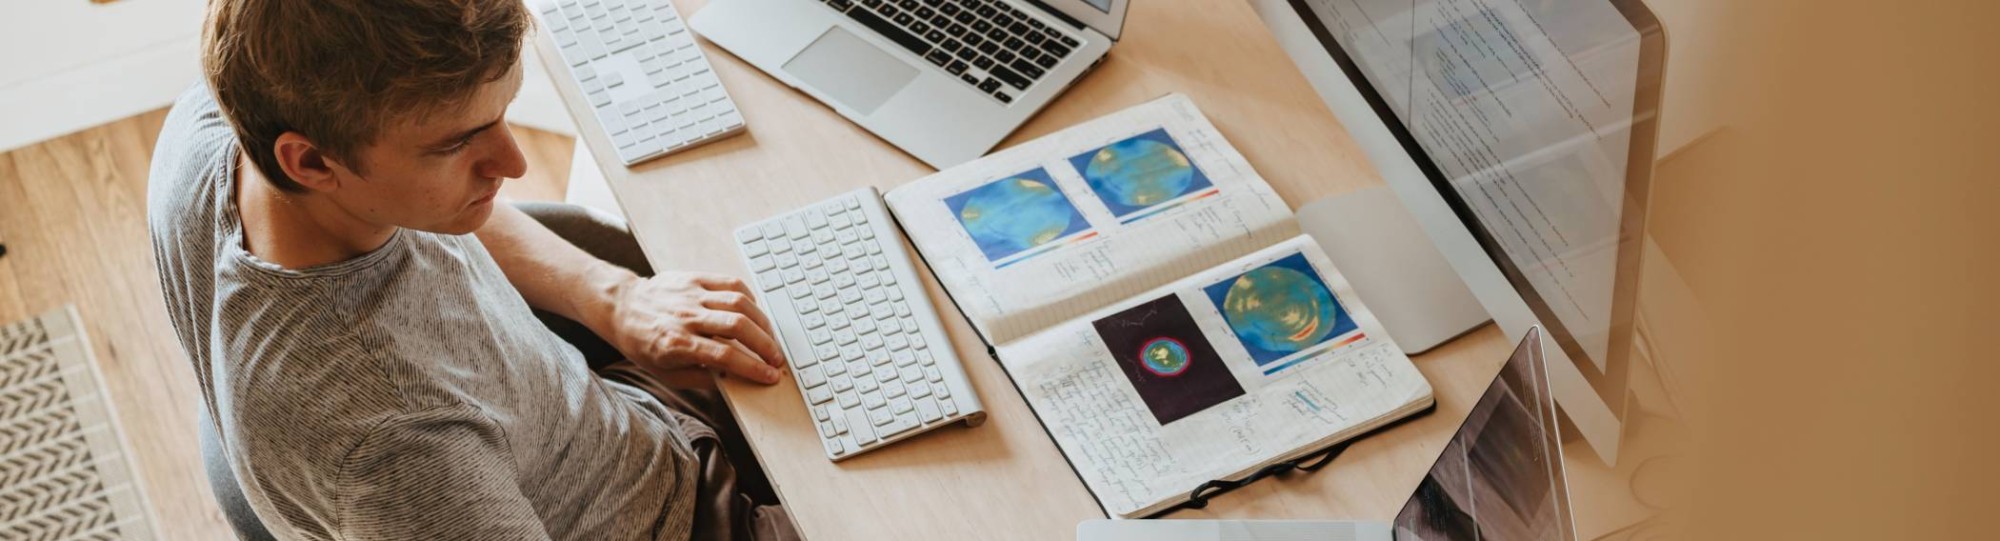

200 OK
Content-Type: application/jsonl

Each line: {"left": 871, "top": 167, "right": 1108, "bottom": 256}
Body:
{"left": 0, "top": 1, "right": 207, "bottom": 152}
{"left": 0, "top": 2, "right": 575, "bottom": 153}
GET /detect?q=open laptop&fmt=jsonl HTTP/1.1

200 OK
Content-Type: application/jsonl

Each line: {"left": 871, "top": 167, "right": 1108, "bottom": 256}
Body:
{"left": 690, "top": 0, "right": 1129, "bottom": 168}
{"left": 1079, "top": 327, "right": 1576, "bottom": 541}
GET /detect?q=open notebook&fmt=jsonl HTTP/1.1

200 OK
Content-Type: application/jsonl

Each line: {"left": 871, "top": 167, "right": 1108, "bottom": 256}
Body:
{"left": 882, "top": 94, "right": 1434, "bottom": 518}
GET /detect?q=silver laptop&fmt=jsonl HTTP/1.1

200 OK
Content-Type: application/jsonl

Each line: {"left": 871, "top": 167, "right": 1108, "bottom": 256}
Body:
{"left": 1079, "top": 327, "right": 1577, "bottom": 541}
{"left": 690, "top": 0, "right": 1128, "bottom": 168}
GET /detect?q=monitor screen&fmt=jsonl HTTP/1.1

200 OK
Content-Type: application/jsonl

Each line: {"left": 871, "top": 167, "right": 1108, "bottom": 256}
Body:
{"left": 1285, "top": 0, "right": 1663, "bottom": 408}
{"left": 1394, "top": 328, "right": 1573, "bottom": 541}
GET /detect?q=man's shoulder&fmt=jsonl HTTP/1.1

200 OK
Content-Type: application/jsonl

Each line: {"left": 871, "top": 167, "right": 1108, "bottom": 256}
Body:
{"left": 147, "top": 83, "right": 235, "bottom": 241}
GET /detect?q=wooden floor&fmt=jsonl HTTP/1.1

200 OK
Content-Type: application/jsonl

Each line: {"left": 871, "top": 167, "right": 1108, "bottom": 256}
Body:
{"left": 0, "top": 110, "right": 575, "bottom": 540}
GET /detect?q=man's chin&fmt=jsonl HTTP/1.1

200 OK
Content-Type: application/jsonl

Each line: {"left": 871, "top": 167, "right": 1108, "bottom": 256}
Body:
{"left": 425, "top": 201, "right": 497, "bottom": 236}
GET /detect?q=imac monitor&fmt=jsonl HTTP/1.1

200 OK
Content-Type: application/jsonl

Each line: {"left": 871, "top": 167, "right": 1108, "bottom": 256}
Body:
{"left": 1257, "top": 0, "right": 1666, "bottom": 463}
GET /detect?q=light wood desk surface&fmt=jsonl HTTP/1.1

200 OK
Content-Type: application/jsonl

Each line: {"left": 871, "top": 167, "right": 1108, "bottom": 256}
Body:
{"left": 537, "top": 0, "right": 1520, "bottom": 537}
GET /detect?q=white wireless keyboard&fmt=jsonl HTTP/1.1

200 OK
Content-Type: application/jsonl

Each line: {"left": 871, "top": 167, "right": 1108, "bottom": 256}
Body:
{"left": 537, "top": 0, "right": 744, "bottom": 165}
{"left": 734, "top": 187, "right": 987, "bottom": 461}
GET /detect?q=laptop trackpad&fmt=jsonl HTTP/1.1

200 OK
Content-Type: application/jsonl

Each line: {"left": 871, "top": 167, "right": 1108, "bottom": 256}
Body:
{"left": 782, "top": 26, "right": 917, "bottom": 115}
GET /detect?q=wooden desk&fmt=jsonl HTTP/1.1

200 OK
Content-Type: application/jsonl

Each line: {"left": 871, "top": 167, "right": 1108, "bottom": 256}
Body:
{"left": 536, "top": 0, "right": 1517, "bottom": 537}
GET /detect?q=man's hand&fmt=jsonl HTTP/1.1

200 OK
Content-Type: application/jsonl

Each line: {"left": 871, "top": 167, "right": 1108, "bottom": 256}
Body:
{"left": 601, "top": 271, "right": 787, "bottom": 384}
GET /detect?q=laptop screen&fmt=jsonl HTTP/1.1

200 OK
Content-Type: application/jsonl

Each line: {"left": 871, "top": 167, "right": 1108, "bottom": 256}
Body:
{"left": 1392, "top": 328, "right": 1574, "bottom": 540}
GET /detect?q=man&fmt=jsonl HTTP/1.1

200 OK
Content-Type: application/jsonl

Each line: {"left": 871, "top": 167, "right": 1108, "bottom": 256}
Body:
{"left": 147, "top": 1, "right": 797, "bottom": 539}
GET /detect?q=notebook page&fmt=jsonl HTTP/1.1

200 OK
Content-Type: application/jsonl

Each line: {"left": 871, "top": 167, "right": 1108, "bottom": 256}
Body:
{"left": 885, "top": 94, "right": 1296, "bottom": 345}
{"left": 995, "top": 235, "right": 1434, "bottom": 517}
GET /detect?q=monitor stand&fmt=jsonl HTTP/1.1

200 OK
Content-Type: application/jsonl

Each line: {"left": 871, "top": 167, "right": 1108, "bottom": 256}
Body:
{"left": 1297, "top": 187, "right": 1490, "bottom": 354}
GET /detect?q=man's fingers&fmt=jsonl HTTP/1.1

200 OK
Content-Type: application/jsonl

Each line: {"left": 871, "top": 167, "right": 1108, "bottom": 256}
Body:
{"left": 691, "top": 310, "right": 787, "bottom": 368}
{"left": 689, "top": 273, "right": 754, "bottom": 296}
{"left": 702, "top": 291, "right": 776, "bottom": 337}
{"left": 664, "top": 334, "right": 782, "bottom": 384}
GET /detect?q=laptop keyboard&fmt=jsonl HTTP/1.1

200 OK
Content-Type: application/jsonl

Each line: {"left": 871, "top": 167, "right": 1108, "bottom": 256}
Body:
{"left": 817, "top": 0, "right": 1084, "bottom": 104}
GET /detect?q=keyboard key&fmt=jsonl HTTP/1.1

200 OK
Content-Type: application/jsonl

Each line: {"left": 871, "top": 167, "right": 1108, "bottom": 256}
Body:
{"left": 995, "top": 50, "right": 1016, "bottom": 65}
{"left": 1010, "top": 58, "right": 1045, "bottom": 79}
{"left": 800, "top": 365, "right": 828, "bottom": 388}
{"left": 917, "top": 397, "right": 942, "bottom": 423}
{"left": 973, "top": 55, "right": 995, "bottom": 70}
{"left": 925, "top": 50, "right": 950, "bottom": 67}
{"left": 911, "top": 21, "right": 930, "bottom": 35}
{"left": 990, "top": 65, "right": 1030, "bottom": 89}
{"left": 1046, "top": 40, "right": 1072, "bottom": 57}
{"left": 883, "top": 415, "right": 920, "bottom": 438}
{"left": 847, "top": 408, "right": 878, "bottom": 444}
{"left": 1035, "top": 54, "right": 1057, "bottom": 69}
{"left": 846, "top": 7, "right": 931, "bottom": 57}
{"left": 808, "top": 386, "right": 834, "bottom": 404}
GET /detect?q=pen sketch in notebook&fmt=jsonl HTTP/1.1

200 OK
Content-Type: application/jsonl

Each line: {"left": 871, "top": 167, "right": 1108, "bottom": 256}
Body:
{"left": 1069, "top": 127, "right": 1218, "bottom": 224}
{"left": 1202, "top": 252, "right": 1362, "bottom": 376}
{"left": 1091, "top": 293, "right": 1245, "bottom": 425}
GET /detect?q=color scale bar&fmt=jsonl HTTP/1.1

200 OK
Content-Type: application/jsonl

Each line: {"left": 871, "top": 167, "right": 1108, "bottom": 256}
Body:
{"left": 1261, "top": 333, "right": 1369, "bottom": 375}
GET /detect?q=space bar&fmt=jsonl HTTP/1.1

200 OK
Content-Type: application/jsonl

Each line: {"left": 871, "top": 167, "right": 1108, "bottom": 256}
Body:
{"left": 846, "top": 9, "right": 931, "bottom": 57}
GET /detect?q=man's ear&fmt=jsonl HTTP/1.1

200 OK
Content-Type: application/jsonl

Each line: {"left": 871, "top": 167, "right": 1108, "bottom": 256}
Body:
{"left": 272, "top": 132, "right": 347, "bottom": 193}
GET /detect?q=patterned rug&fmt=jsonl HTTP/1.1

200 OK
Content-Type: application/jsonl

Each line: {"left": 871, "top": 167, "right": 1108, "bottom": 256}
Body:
{"left": 0, "top": 306, "right": 156, "bottom": 540}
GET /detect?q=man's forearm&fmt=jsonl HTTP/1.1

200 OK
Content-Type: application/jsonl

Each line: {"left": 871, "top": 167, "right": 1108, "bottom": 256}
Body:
{"left": 474, "top": 199, "right": 634, "bottom": 338}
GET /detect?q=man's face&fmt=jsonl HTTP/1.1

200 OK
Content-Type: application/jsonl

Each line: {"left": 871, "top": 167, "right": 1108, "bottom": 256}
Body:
{"left": 332, "top": 66, "right": 527, "bottom": 236}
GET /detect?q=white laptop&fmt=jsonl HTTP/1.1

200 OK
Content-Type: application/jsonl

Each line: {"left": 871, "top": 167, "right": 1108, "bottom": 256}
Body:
{"left": 1079, "top": 327, "right": 1577, "bottom": 541}
{"left": 690, "top": 0, "right": 1128, "bottom": 168}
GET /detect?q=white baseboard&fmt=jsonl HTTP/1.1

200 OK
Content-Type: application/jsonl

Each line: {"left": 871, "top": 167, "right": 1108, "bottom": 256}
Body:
{"left": 0, "top": 37, "right": 201, "bottom": 153}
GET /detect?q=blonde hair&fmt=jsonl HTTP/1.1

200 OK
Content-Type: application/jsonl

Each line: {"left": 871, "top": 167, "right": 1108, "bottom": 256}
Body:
{"left": 201, "top": 0, "right": 532, "bottom": 191}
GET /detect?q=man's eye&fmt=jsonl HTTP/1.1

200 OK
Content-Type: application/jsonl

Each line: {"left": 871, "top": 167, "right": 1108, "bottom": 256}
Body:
{"left": 442, "top": 136, "right": 475, "bottom": 154}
